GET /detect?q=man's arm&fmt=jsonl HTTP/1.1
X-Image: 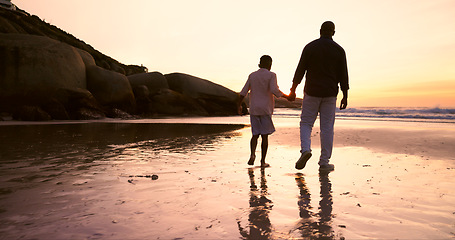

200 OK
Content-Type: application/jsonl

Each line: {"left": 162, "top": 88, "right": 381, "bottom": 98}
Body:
{"left": 292, "top": 48, "right": 307, "bottom": 86}
{"left": 340, "top": 89, "right": 348, "bottom": 110}
{"left": 288, "top": 82, "right": 299, "bottom": 101}
{"left": 339, "top": 48, "right": 349, "bottom": 110}
{"left": 288, "top": 48, "right": 307, "bottom": 102}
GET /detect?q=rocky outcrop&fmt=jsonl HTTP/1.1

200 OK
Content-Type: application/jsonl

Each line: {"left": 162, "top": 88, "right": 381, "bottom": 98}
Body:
{"left": 165, "top": 73, "right": 241, "bottom": 116}
{"left": 0, "top": 32, "right": 244, "bottom": 120}
{"left": 0, "top": 7, "right": 250, "bottom": 121}
{"left": 0, "top": 33, "right": 108, "bottom": 120}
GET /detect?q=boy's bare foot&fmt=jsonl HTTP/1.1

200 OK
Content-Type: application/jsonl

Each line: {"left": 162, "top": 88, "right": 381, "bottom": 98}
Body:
{"left": 261, "top": 162, "right": 270, "bottom": 168}
{"left": 248, "top": 155, "right": 256, "bottom": 165}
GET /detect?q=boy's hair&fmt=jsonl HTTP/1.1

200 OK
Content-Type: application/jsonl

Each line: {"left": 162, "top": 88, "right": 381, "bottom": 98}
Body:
{"left": 259, "top": 55, "right": 272, "bottom": 69}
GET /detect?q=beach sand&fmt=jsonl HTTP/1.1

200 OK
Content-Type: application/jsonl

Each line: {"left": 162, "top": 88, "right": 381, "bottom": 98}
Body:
{"left": 0, "top": 117, "right": 454, "bottom": 239}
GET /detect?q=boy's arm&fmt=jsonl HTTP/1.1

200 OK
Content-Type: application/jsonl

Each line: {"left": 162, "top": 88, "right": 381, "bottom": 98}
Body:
{"left": 279, "top": 91, "right": 289, "bottom": 100}
{"left": 237, "top": 94, "right": 245, "bottom": 115}
{"left": 238, "top": 78, "right": 250, "bottom": 115}
{"left": 269, "top": 73, "right": 288, "bottom": 99}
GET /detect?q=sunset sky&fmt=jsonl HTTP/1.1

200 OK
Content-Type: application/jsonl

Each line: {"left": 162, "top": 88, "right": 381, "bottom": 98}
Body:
{"left": 13, "top": 0, "right": 455, "bottom": 108}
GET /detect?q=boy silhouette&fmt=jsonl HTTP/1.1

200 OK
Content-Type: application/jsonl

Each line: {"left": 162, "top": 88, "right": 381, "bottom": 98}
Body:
{"left": 238, "top": 55, "right": 289, "bottom": 167}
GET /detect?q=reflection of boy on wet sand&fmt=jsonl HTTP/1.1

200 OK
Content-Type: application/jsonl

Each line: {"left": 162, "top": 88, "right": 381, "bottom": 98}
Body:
{"left": 238, "top": 168, "right": 273, "bottom": 238}
{"left": 238, "top": 55, "right": 289, "bottom": 167}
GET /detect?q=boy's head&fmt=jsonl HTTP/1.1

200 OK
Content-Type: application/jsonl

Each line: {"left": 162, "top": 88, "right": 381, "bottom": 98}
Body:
{"left": 258, "top": 55, "right": 272, "bottom": 70}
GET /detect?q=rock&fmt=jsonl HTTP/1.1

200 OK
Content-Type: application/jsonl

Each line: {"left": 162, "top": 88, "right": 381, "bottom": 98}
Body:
{"left": 150, "top": 89, "right": 208, "bottom": 116}
{"left": 41, "top": 98, "right": 70, "bottom": 120}
{"left": 72, "top": 107, "right": 105, "bottom": 120}
{"left": 0, "top": 34, "right": 86, "bottom": 98}
{"left": 54, "top": 88, "right": 91, "bottom": 105}
{"left": 133, "top": 85, "right": 150, "bottom": 101}
{"left": 86, "top": 65, "right": 135, "bottom": 112}
{"left": 108, "top": 61, "right": 126, "bottom": 75}
{"left": 13, "top": 105, "right": 52, "bottom": 121}
{"left": 0, "top": 112, "right": 12, "bottom": 121}
{"left": 0, "top": 15, "right": 23, "bottom": 34}
{"left": 132, "top": 85, "right": 151, "bottom": 114}
{"left": 127, "top": 72, "right": 169, "bottom": 95}
{"left": 125, "top": 65, "right": 148, "bottom": 76}
{"left": 75, "top": 48, "right": 96, "bottom": 67}
{"left": 106, "top": 108, "right": 135, "bottom": 119}
{"left": 54, "top": 88, "right": 105, "bottom": 120}
{"left": 164, "top": 73, "right": 239, "bottom": 115}
{"left": 165, "top": 73, "right": 237, "bottom": 100}
{"left": 0, "top": 34, "right": 95, "bottom": 120}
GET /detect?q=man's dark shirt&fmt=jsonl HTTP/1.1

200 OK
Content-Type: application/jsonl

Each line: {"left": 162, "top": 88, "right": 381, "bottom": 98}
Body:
{"left": 293, "top": 36, "right": 349, "bottom": 97}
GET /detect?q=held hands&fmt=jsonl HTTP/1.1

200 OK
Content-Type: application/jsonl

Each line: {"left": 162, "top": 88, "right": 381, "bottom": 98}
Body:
{"left": 287, "top": 91, "right": 296, "bottom": 102}
{"left": 287, "top": 84, "right": 298, "bottom": 102}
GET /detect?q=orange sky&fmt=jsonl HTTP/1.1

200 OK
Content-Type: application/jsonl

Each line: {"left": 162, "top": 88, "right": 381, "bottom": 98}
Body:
{"left": 12, "top": 0, "right": 455, "bottom": 108}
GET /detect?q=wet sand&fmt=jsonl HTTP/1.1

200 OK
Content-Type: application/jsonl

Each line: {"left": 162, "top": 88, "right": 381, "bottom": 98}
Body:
{"left": 0, "top": 118, "right": 454, "bottom": 239}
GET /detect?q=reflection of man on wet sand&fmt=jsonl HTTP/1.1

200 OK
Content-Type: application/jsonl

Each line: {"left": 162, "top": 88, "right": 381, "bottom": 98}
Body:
{"left": 294, "top": 172, "right": 334, "bottom": 238}
{"left": 237, "top": 168, "right": 273, "bottom": 239}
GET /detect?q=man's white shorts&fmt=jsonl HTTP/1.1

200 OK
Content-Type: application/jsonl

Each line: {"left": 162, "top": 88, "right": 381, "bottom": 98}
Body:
{"left": 250, "top": 115, "right": 275, "bottom": 135}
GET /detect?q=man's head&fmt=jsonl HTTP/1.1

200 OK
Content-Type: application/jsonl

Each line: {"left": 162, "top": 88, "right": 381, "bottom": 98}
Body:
{"left": 258, "top": 55, "right": 272, "bottom": 70}
{"left": 320, "top": 21, "right": 335, "bottom": 37}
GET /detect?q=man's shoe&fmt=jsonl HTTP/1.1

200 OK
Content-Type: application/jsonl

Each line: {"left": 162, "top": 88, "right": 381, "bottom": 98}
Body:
{"left": 295, "top": 151, "right": 312, "bottom": 170}
{"left": 319, "top": 164, "right": 335, "bottom": 172}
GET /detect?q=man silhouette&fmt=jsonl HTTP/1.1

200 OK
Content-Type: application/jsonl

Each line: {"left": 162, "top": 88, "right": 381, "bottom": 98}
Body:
{"left": 289, "top": 21, "right": 349, "bottom": 171}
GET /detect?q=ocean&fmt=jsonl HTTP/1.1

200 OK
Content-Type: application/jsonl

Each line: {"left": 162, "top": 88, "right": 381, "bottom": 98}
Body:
{"left": 274, "top": 107, "right": 455, "bottom": 123}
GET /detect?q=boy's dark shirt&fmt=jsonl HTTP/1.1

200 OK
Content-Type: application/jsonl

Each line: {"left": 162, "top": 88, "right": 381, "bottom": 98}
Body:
{"left": 292, "top": 36, "right": 349, "bottom": 97}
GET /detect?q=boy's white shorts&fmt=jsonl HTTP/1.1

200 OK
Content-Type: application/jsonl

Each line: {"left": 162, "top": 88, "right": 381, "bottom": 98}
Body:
{"left": 250, "top": 115, "right": 275, "bottom": 135}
